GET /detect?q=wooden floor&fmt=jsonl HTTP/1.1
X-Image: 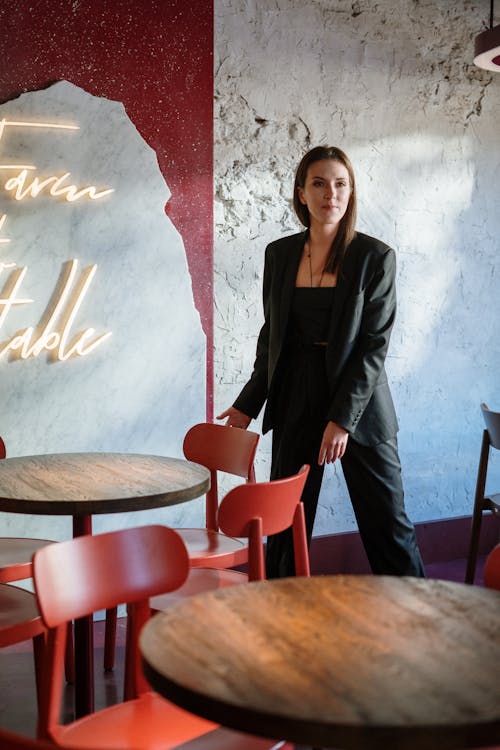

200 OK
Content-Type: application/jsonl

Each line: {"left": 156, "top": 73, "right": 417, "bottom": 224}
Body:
{"left": 0, "top": 618, "right": 128, "bottom": 738}
{"left": 0, "top": 556, "right": 487, "bottom": 748}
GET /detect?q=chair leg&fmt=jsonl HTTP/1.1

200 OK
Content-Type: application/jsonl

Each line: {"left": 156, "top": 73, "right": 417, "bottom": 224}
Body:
{"left": 104, "top": 606, "right": 117, "bottom": 671}
{"left": 32, "top": 632, "right": 46, "bottom": 712}
{"left": 123, "top": 604, "right": 136, "bottom": 701}
{"left": 465, "top": 430, "right": 490, "bottom": 584}
{"left": 465, "top": 510, "right": 484, "bottom": 584}
{"left": 64, "top": 622, "right": 75, "bottom": 684}
{"left": 292, "top": 502, "right": 310, "bottom": 577}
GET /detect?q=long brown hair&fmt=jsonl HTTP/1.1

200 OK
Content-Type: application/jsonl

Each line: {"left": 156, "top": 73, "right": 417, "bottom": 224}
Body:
{"left": 293, "top": 145, "right": 357, "bottom": 275}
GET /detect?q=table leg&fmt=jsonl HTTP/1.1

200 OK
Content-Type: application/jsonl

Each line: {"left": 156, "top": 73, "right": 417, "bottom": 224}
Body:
{"left": 73, "top": 515, "right": 93, "bottom": 718}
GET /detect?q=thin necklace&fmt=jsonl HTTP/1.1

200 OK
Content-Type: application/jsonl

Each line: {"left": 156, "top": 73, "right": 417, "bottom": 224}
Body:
{"left": 306, "top": 241, "right": 325, "bottom": 288}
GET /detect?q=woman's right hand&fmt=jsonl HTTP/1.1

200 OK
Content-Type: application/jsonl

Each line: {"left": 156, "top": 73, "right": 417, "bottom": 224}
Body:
{"left": 216, "top": 407, "right": 251, "bottom": 429}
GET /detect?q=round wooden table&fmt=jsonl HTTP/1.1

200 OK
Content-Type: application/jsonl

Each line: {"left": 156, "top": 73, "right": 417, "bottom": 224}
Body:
{"left": 0, "top": 452, "right": 210, "bottom": 717}
{"left": 140, "top": 575, "right": 500, "bottom": 750}
{"left": 0, "top": 452, "right": 209, "bottom": 521}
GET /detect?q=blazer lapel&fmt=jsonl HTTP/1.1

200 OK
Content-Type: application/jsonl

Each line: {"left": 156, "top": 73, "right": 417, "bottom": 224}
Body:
{"left": 327, "top": 238, "right": 357, "bottom": 342}
{"left": 279, "top": 231, "right": 306, "bottom": 335}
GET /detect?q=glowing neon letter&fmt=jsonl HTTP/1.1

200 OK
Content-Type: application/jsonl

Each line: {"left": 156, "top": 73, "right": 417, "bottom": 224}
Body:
{"left": 0, "top": 260, "right": 111, "bottom": 360}
{"left": 4, "top": 169, "right": 114, "bottom": 202}
{"left": 0, "top": 266, "right": 33, "bottom": 335}
{"left": 0, "top": 118, "right": 79, "bottom": 141}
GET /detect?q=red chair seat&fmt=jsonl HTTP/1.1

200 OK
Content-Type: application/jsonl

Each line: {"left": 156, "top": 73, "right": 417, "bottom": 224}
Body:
{"left": 151, "top": 567, "right": 247, "bottom": 610}
{"left": 49, "top": 692, "right": 216, "bottom": 750}
{"left": 0, "top": 584, "right": 45, "bottom": 646}
{"left": 176, "top": 529, "right": 247, "bottom": 568}
{"left": 0, "top": 538, "right": 54, "bottom": 583}
{"left": 0, "top": 726, "right": 290, "bottom": 750}
{"left": 51, "top": 692, "right": 287, "bottom": 750}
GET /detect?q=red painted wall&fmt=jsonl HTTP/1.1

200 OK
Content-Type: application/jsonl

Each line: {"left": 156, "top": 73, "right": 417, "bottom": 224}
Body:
{"left": 0, "top": 0, "right": 214, "bottom": 417}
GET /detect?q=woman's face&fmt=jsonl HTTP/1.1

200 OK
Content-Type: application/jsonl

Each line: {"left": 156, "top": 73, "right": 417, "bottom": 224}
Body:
{"left": 297, "top": 159, "right": 351, "bottom": 227}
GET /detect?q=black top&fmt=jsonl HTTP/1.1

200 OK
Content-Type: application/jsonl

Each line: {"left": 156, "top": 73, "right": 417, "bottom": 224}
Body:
{"left": 270, "top": 287, "right": 336, "bottom": 424}
{"left": 289, "top": 287, "right": 336, "bottom": 347}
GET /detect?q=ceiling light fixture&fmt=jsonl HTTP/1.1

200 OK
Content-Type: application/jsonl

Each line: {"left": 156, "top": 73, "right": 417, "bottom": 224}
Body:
{"left": 474, "top": 0, "right": 500, "bottom": 71}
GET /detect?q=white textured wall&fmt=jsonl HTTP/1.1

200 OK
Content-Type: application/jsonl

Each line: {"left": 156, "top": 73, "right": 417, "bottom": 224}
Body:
{"left": 214, "top": 0, "right": 500, "bottom": 534}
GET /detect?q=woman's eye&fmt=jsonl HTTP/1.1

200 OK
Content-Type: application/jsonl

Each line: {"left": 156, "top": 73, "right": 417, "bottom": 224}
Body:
{"left": 312, "top": 180, "right": 323, "bottom": 187}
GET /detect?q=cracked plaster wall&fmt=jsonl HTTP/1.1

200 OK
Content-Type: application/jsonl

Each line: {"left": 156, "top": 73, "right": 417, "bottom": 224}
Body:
{"left": 214, "top": 0, "right": 500, "bottom": 535}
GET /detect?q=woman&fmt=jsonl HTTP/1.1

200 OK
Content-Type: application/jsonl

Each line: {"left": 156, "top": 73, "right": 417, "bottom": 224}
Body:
{"left": 218, "top": 145, "right": 425, "bottom": 579}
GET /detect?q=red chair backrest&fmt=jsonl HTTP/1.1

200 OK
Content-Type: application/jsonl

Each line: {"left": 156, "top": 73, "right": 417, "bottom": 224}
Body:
{"left": 218, "top": 465, "right": 310, "bottom": 580}
{"left": 33, "top": 525, "right": 189, "bottom": 627}
{"left": 484, "top": 544, "right": 500, "bottom": 591}
{"left": 183, "top": 422, "right": 259, "bottom": 530}
{"left": 481, "top": 403, "right": 500, "bottom": 450}
{"left": 0, "top": 436, "right": 6, "bottom": 459}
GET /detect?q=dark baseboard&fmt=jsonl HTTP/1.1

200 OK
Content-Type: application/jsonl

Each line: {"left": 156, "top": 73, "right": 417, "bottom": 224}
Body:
{"left": 309, "top": 514, "right": 499, "bottom": 575}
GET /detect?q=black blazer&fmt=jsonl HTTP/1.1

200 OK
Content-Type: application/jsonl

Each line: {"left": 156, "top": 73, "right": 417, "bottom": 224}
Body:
{"left": 233, "top": 230, "right": 399, "bottom": 447}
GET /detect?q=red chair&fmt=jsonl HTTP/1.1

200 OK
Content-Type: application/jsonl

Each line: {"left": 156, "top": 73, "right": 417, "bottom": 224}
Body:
{"left": 465, "top": 403, "right": 500, "bottom": 584}
{"left": 138, "top": 468, "right": 310, "bottom": 713}
{"left": 0, "top": 584, "right": 46, "bottom": 710}
{"left": 104, "top": 423, "right": 259, "bottom": 670}
{"left": 33, "top": 524, "right": 291, "bottom": 750}
{"left": 0, "top": 539, "right": 75, "bottom": 686}
{"left": 484, "top": 544, "right": 500, "bottom": 591}
{"left": 0, "top": 435, "right": 72, "bottom": 697}
{"left": 151, "top": 466, "right": 310, "bottom": 612}
{"left": 180, "top": 423, "right": 260, "bottom": 551}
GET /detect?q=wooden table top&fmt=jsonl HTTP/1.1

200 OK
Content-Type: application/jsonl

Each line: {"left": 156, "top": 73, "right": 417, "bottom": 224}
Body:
{"left": 141, "top": 575, "right": 500, "bottom": 750}
{"left": 0, "top": 453, "right": 210, "bottom": 515}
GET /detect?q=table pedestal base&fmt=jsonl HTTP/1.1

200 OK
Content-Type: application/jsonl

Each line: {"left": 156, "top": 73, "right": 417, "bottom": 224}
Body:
{"left": 73, "top": 515, "right": 93, "bottom": 718}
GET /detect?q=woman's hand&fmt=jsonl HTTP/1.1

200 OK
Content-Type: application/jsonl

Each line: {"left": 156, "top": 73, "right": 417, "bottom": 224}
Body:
{"left": 216, "top": 407, "right": 251, "bottom": 429}
{"left": 318, "top": 421, "right": 349, "bottom": 465}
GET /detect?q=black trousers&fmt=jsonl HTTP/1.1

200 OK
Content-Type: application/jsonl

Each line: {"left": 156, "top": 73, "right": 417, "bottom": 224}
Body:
{"left": 266, "top": 413, "right": 426, "bottom": 579}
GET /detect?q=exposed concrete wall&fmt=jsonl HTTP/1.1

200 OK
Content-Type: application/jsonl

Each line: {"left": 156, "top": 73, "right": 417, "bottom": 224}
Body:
{"left": 214, "top": 0, "right": 500, "bottom": 534}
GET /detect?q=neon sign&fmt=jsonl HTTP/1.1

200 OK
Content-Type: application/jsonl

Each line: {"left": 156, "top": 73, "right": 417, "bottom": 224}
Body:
{"left": 4, "top": 169, "right": 115, "bottom": 202}
{"left": 0, "top": 118, "right": 113, "bottom": 360}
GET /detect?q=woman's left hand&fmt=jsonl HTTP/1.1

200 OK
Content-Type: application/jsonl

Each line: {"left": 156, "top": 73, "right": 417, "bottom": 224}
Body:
{"left": 318, "top": 421, "right": 349, "bottom": 465}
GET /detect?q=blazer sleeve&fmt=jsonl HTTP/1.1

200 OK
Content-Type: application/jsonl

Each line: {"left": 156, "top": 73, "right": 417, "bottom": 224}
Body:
{"left": 326, "top": 246, "right": 397, "bottom": 433}
{"left": 232, "top": 244, "right": 273, "bottom": 419}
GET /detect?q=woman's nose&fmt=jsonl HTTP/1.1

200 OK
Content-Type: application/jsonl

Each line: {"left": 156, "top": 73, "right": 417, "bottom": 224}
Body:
{"left": 324, "top": 183, "right": 334, "bottom": 198}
